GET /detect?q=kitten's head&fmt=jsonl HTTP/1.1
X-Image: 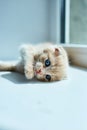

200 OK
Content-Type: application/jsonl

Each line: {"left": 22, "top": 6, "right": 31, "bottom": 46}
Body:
{"left": 34, "top": 46, "right": 68, "bottom": 82}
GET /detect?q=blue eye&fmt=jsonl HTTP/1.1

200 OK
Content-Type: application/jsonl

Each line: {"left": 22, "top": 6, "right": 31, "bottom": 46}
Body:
{"left": 45, "top": 59, "right": 51, "bottom": 67}
{"left": 46, "top": 75, "right": 51, "bottom": 81}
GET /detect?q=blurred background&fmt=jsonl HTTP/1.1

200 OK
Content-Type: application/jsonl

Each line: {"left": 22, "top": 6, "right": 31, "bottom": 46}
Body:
{"left": 0, "top": 0, "right": 87, "bottom": 60}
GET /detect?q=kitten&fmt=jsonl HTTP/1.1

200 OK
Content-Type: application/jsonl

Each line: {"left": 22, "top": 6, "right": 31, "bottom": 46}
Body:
{"left": 0, "top": 43, "right": 69, "bottom": 82}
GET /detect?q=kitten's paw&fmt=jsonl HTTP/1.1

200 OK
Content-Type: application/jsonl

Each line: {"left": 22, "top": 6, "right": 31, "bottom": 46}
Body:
{"left": 25, "top": 70, "right": 34, "bottom": 79}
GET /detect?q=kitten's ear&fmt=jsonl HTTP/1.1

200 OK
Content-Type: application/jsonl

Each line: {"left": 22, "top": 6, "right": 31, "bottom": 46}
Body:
{"left": 54, "top": 48, "right": 61, "bottom": 56}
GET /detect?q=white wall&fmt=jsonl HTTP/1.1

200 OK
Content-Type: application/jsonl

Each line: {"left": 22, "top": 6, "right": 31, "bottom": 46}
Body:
{"left": 50, "top": 0, "right": 61, "bottom": 43}
{"left": 0, "top": 0, "right": 60, "bottom": 60}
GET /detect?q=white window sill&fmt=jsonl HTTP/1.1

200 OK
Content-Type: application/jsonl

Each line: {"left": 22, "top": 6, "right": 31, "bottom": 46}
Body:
{"left": 63, "top": 44, "right": 87, "bottom": 68}
{"left": 0, "top": 66, "right": 87, "bottom": 130}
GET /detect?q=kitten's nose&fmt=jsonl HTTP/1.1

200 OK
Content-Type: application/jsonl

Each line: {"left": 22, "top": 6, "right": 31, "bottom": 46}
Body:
{"left": 36, "top": 69, "right": 41, "bottom": 74}
{"left": 35, "top": 62, "right": 43, "bottom": 75}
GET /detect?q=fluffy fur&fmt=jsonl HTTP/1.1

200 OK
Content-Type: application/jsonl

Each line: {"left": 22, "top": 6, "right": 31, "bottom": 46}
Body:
{"left": 0, "top": 43, "right": 69, "bottom": 82}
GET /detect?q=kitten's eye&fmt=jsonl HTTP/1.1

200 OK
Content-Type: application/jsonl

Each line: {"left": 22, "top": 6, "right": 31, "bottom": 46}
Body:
{"left": 45, "top": 59, "right": 51, "bottom": 67}
{"left": 46, "top": 75, "right": 51, "bottom": 81}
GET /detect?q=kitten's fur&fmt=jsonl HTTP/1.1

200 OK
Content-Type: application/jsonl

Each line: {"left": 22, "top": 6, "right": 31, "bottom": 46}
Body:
{"left": 0, "top": 43, "right": 69, "bottom": 82}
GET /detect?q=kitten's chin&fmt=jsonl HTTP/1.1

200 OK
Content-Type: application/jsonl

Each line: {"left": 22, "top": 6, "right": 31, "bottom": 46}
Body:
{"left": 35, "top": 74, "right": 44, "bottom": 81}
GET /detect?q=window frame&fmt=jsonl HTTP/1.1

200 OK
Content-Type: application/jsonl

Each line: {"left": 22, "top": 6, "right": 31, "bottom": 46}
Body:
{"left": 60, "top": 0, "right": 70, "bottom": 43}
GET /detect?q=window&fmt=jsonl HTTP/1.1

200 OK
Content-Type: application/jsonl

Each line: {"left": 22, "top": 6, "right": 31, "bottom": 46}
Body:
{"left": 60, "top": 0, "right": 87, "bottom": 68}
{"left": 63, "top": 0, "right": 87, "bottom": 44}
{"left": 70, "top": 0, "right": 87, "bottom": 44}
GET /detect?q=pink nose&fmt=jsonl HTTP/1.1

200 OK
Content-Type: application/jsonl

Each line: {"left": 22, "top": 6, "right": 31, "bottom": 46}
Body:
{"left": 36, "top": 69, "right": 41, "bottom": 74}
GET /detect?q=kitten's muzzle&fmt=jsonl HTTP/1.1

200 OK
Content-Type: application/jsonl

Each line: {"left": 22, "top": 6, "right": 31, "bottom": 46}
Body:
{"left": 35, "top": 69, "right": 41, "bottom": 74}
{"left": 35, "top": 62, "right": 43, "bottom": 75}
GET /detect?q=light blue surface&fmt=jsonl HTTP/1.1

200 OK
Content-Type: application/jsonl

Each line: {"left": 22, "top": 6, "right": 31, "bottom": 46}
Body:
{"left": 0, "top": 67, "right": 87, "bottom": 130}
{"left": 0, "top": 0, "right": 61, "bottom": 60}
{"left": 0, "top": 0, "right": 50, "bottom": 60}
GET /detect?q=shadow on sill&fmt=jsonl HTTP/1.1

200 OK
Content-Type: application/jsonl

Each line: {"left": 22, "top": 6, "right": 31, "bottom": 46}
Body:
{"left": 1, "top": 72, "right": 45, "bottom": 84}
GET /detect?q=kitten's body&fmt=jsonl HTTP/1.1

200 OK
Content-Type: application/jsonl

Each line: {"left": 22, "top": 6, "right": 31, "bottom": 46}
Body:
{"left": 0, "top": 43, "right": 69, "bottom": 82}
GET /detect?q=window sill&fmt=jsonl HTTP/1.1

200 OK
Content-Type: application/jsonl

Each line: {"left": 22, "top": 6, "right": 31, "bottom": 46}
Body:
{"left": 62, "top": 44, "right": 87, "bottom": 68}
{"left": 0, "top": 66, "right": 87, "bottom": 130}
